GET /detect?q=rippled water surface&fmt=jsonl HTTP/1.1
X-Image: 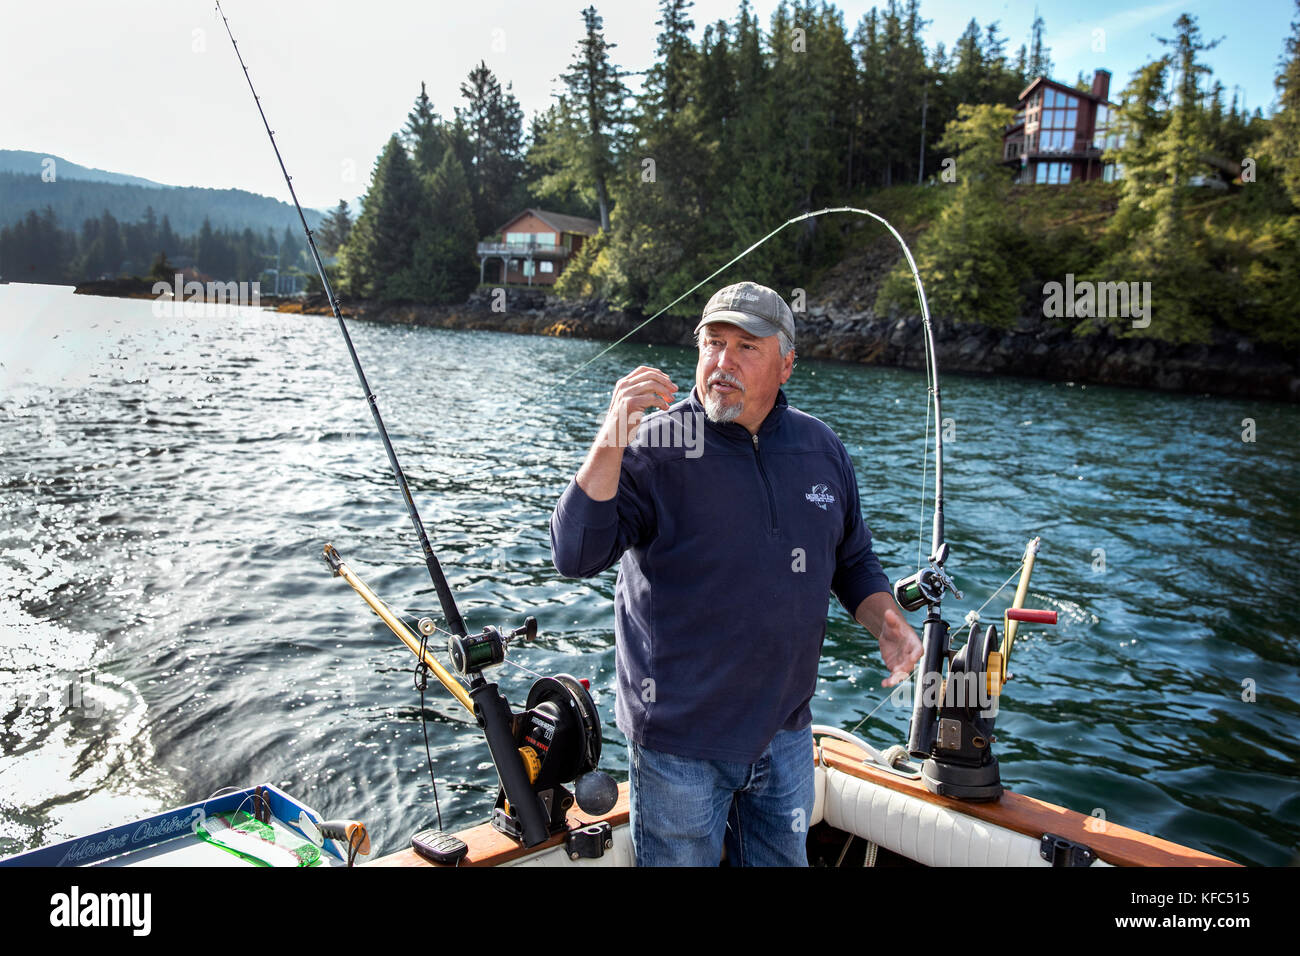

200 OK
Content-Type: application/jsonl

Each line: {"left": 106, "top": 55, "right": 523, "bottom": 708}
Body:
{"left": 1, "top": 283, "right": 1297, "bottom": 864}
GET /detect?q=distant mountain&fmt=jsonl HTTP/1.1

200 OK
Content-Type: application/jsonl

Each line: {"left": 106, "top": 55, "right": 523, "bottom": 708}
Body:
{"left": 0, "top": 151, "right": 323, "bottom": 236}
{"left": 0, "top": 150, "right": 171, "bottom": 189}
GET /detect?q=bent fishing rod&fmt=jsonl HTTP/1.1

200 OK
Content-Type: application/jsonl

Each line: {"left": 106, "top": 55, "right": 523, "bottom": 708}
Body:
{"left": 215, "top": 1, "right": 615, "bottom": 852}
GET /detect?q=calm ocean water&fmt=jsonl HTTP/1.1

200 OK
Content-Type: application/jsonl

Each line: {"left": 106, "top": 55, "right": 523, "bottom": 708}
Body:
{"left": 1, "top": 282, "right": 1297, "bottom": 864}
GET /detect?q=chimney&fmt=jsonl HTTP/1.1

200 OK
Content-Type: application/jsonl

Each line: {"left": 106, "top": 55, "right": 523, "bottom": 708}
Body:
{"left": 1091, "top": 69, "right": 1111, "bottom": 102}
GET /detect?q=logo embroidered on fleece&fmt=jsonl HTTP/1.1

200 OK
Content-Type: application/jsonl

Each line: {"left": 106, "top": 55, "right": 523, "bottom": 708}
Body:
{"left": 805, "top": 483, "right": 835, "bottom": 510}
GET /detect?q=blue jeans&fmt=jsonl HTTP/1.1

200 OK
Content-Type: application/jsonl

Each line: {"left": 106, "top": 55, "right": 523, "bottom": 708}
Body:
{"left": 628, "top": 726, "right": 814, "bottom": 867}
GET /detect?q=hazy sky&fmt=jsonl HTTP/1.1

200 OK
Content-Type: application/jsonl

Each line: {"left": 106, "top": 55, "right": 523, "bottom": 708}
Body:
{"left": 1, "top": 0, "right": 1293, "bottom": 211}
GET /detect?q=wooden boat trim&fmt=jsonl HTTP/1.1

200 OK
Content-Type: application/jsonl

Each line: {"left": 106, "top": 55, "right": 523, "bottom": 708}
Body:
{"left": 817, "top": 737, "right": 1239, "bottom": 867}
{"left": 367, "top": 789, "right": 632, "bottom": 867}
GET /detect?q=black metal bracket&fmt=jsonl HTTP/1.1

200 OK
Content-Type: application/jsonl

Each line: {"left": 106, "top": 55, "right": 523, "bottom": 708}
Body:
{"left": 566, "top": 822, "right": 613, "bottom": 861}
{"left": 1040, "top": 832, "right": 1097, "bottom": 867}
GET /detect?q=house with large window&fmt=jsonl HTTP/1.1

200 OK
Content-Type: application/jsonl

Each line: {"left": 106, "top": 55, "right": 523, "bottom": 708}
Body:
{"left": 476, "top": 209, "right": 601, "bottom": 287}
{"left": 1002, "top": 70, "right": 1121, "bottom": 185}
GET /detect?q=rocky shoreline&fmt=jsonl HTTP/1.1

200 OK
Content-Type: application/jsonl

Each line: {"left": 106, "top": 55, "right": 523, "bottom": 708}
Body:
{"left": 271, "top": 286, "right": 1300, "bottom": 404}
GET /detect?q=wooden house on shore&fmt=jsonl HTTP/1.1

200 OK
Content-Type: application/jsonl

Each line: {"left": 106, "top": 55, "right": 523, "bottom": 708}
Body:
{"left": 1002, "top": 70, "right": 1120, "bottom": 185}
{"left": 476, "top": 209, "right": 601, "bottom": 287}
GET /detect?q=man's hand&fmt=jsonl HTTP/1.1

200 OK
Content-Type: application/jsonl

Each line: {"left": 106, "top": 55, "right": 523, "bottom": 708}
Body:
{"left": 576, "top": 366, "right": 677, "bottom": 501}
{"left": 598, "top": 366, "right": 678, "bottom": 450}
{"left": 876, "top": 605, "right": 923, "bottom": 688}
{"left": 855, "top": 592, "right": 923, "bottom": 688}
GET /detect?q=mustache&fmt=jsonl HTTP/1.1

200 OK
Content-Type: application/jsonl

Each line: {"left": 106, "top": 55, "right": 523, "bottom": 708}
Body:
{"left": 708, "top": 371, "right": 745, "bottom": 391}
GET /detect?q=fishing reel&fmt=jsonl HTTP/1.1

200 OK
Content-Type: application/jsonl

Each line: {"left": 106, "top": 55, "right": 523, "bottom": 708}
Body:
{"left": 894, "top": 542, "right": 963, "bottom": 611}
{"left": 436, "top": 616, "right": 535, "bottom": 676}
{"left": 496, "top": 673, "right": 617, "bottom": 842}
{"left": 425, "top": 613, "right": 617, "bottom": 843}
{"left": 904, "top": 538, "right": 1056, "bottom": 801}
{"left": 326, "top": 546, "right": 616, "bottom": 850}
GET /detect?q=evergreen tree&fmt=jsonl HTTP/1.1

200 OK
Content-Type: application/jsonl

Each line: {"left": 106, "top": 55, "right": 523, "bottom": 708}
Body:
{"left": 1157, "top": 13, "right": 1218, "bottom": 187}
{"left": 1106, "top": 59, "right": 1171, "bottom": 237}
{"left": 457, "top": 61, "right": 526, "bottom": 238}
{"left": 1027, "top": 14, "right": 1052, "bottom": 81}
{"left": 646, "top": 0, "right": 698, "bottom": 115}
{"left": 950, "top": 20, "right": 985, "bottom": 107}
{"left": 1100, "top": 16, "right": 1221, "bottom": 342}
{"left": 343, "top": 135, "right": 425, "bottom": 300}
{"left": 523, "top": 105, "right": 599, "bottom": 218}
{"left": 852, "top": 8, "right": 887, "bottom": 189}
{"left": 544, "top": 6, "right": 630, "bottom": 231}
{"left": 389, "top": 151, "right": 478, "bottom": 303}
{"left": 404, "top": 82, "right": 446, "bottom": 177}
{"left": 318, "top": 200, "right": 353, "bottom": 256}
{"left": 597, "top": 0, "right": 714, "bottom": 306}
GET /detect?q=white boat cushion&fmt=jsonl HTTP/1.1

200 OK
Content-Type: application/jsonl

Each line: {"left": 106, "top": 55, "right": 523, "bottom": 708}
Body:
{"left": 817, "top": 765, "right": 1108, "bottom": 867}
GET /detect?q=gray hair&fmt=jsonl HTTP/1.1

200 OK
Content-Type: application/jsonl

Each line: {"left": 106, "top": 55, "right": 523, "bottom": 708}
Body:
{"left": 696, "top": 327, "right": 796, "bottom": 359}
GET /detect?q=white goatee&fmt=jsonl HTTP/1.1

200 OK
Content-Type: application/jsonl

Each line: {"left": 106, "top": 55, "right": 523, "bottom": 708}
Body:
{"left": 703, "top": 372, "right": 744, "bottom": 424}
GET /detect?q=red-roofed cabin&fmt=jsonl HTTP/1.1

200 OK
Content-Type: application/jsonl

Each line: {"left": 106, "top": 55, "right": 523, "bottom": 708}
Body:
{"left": 476, "top": 209, "right": 601, "bottom": 286}
{"left": 1002, "top": 70, "right": 1121, "bottom": 185}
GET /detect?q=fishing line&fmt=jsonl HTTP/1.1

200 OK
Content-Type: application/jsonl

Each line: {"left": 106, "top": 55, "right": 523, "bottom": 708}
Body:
{"left": 414, "top": 628, "right": 446, "bottom": 833}
{"left": 557, "top": 206, "right": 934, "bottom": 389}
{"left": 500, "top": 656, "right": 548, "bottom": 681}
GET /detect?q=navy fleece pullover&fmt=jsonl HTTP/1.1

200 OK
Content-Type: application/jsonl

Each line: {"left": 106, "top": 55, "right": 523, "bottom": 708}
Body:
{"left": 550, "top": 387, "right": 890, "bottom": 763}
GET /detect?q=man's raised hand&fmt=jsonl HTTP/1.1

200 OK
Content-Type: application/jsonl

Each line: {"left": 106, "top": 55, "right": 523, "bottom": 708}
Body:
{"left": 598, "top": 366, "right": 678, "bottom": 450}
{"left": 577, "top": 367, "right": 677, "bottom": 501}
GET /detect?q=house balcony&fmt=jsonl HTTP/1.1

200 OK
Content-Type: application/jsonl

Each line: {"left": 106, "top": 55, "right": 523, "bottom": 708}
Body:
{"left": 475, "top": 241, "right": 568, "bottom": 259}
{"left": 1021, "top": 144, "right": 1105, "bottom": 163}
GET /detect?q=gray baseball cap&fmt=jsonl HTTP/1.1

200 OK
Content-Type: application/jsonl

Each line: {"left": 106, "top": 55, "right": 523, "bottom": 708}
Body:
{"left": 694, "top": 281, "right": 796, "bottom": 347}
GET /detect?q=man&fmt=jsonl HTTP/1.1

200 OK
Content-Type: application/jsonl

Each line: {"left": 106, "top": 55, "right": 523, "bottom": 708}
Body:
{"left": 550, "top": 281, "right": 922, "bottom": 866}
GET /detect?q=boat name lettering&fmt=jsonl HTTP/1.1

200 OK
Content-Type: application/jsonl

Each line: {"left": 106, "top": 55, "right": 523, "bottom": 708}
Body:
{"left": 56, "top": 833, "right": 131, "bottom": 866}
{"left": 132, "top": 811, "right": 203, "bottom": 843}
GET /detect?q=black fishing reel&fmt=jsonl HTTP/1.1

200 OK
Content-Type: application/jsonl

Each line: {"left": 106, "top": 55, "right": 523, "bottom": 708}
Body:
{"left": 917, "top": 620, "right": 1004, "bottom": 801}
{"left": 894, "top": 543, "right": 963, "bottom": 611}
{"left": 491, "top": 673, "right": 617, "bottom": 842}
{"left": 436, "top": 613, "right": 616, "bottom": 845}
{"left": 444, "top": 617, "right": 536, "bottom": 676}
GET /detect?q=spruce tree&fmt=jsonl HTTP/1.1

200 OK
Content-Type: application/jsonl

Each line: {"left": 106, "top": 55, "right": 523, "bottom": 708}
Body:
{"left": 1027, "top": 14, "right": 1052, "bottom": 81}
{"left": 599, "top": 0, "right": 714, "bottom": 307}
{"left": 457, "top": 62, "right": 525, "bottom": 238}
{"left": 404, "top": 82, "right": 445, "bottom": 178}
{"left": 389, "top": 151, "right": 478, "bottom": 303}
{"left": 343, "top": 135, "right": 424, "bottom": 300}
{"left": 554, "top": 6, "right": 630, "bottom": 231}
{"left": 317, "top": 200, "right": 353, "bottom": 256}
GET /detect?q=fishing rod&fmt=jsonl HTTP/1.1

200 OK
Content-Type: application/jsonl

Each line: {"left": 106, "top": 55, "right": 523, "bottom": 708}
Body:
{"left": 214, "top": 0, "right": 464, "bottom": 638}
{"left": 215, "top": 1, "right": 616, "bottom": 856}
